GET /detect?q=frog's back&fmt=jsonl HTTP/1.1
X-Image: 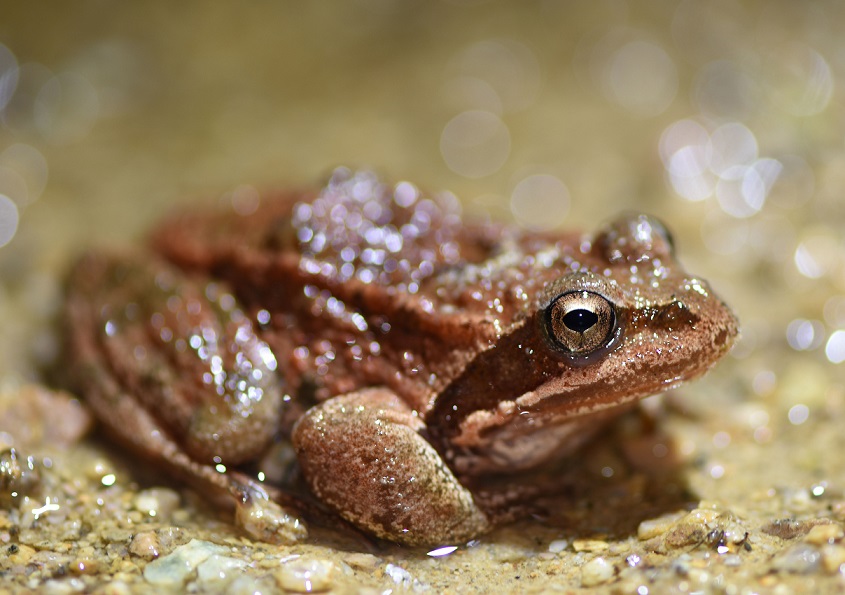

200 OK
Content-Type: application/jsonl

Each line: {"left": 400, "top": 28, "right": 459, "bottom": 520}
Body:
{"left": 151, "top": 169, "right": 539, "bottom": 411}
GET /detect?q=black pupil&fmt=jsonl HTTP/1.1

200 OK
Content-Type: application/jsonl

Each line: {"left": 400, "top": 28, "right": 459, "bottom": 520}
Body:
{"left": 563, "top": 309, "right": 598, "bottom": 333}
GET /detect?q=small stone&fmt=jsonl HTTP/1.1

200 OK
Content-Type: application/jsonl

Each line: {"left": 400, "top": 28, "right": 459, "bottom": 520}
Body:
{"left": 143, "top": 539, "right": 229, "bottom": 587}
{"left": 132, "top": 488, "right": 181, "bottom": 520}
{"left": 581, "top": 556, "right": 614, "bottom": 587}
{"left": 0, "top": 447, "right": 40, "bottom": 505}
{"left": 771, "top": 543, "right": 822, "bottom": 574}
{"left": 196, "top": 554, "right": 248, "bottom": 584}
{"left": 572, "top": 539, "right": 609, "bottom": 553}
{"left": 548, "top": 539, "right": 569, "bottom": 553}
{"left": 227, "top": 575, "right": 272, "bottom": 595}
{"left": 8, "top": 543, "right": 35, "bottom": 564}
{"left": 70, "top": 558, "right": 100, "bottom": 575}
{"left": 383, "top": 563, "right": 414, "bottom": 587}
{"left": 41, "top": 577, "right": 87, "bottom": 594}
{"left": 100, "top": 528, "right": 134, "bottom": 543}
{"left": 658, "top": 509, "right": 723, "bottom": 550}
{"left": 274, "top": 557, "right": 335, "bottom": 593}
{"left": 342, "top": 552, "right": 381, "bottom": 570}
{"left": 820, "top": 544, "right": 845, "bottom": 574}
{"left": 155, "top": 526, "right": 190, "bottom": 551}
{"left": 804, "top": 523, "right": 843, "bottom": 545}
{"left": 92, "top": 580, "right": 132, "bottom": 595}
{"left": 637, "top": 511, "right": 686, "bottom": 540}
{"left": 129, "top": 531, "right": 161, "bottom": 560}
{"left": 762, "top": 519, "right": 827, "bottom": 540}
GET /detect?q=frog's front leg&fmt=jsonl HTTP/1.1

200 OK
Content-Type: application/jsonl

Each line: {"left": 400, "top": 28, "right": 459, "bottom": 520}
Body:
{"left": 292, "top": 388, "right": 491, "bottom": 546}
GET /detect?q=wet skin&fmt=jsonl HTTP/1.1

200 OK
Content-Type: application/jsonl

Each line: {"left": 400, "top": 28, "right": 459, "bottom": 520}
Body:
{"left": 64, "top": 168, "right": 738, "bottom": 546}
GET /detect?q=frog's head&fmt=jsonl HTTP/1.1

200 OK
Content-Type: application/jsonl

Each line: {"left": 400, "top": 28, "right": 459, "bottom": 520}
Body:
{"left": 435, "top": 213, "right": 738, "bottom": 474}
{"left": 529, "top": 213, "right": 738, "bottom": 410}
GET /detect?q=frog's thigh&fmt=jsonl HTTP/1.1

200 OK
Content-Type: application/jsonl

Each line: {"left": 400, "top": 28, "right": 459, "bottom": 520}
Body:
{"left": 292, "top": 388, "right": 490, "bottom": 546}
{"left": 73, "top": 341, "right": 307, "bottom": 544}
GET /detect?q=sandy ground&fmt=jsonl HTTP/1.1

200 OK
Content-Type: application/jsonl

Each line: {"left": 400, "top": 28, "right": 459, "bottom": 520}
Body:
{"left": 1, "top": 2, "right": 845, "bottom": 592}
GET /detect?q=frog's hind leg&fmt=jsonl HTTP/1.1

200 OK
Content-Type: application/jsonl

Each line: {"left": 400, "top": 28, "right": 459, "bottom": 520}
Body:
{"left": 92, "top": 369, "right": 307, "bottom": 543}
{"left": 292, "top": 388, "right": 491, "bottom": 547}
{"left": 64, "top": 252, "right": 307, "bottom": 543}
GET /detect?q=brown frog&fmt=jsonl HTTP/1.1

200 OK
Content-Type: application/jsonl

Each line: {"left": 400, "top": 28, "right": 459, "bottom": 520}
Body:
{"left": 64, "top": 168, "right": 738, "bottom": 546}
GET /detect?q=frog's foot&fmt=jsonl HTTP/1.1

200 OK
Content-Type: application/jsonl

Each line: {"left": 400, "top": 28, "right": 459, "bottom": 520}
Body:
{"left": 292, "top": 388, "right": 491, "bottom": 547}
{"left": 232, "top": 477, "right": 307, "bottom": 543}
{"left": 82, "top": 372, "right": 309, "bottom": 544}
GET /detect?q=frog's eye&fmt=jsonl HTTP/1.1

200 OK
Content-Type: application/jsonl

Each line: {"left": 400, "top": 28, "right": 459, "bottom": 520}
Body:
{"left": 545, "top": 291, "right": 617, "bottom": 356}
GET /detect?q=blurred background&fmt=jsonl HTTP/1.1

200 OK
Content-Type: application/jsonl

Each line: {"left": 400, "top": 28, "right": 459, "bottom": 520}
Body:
{"left": 0, "top": 1, "right": 843, "bottom": 442}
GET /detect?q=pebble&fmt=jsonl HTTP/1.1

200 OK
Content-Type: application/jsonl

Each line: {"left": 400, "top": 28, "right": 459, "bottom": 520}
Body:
{"left": 143, "top": 539, "right": 229, "bottom": 587}
{"left": 92, "top": 580, "right": 132, "bottom": 595}
{"left": 383, "top": 563, "right": 414, "bottom": 587}
{"left": 128, "top": 531, "right": 161, "bottom": 560}
{"left": 581, "top": 556, "right": 614, "bottom": 586}
{"left": 227, "top": 574, "right": 273, "bottom": 595}
{"left": 132, "top": 488, "right": 180, "bottom": 520}
{"left": 0, "top": 447, "right": 41, "bottom": 505}
{"left": 274, "top": 557, "right": 335, "bottom": 592}
{"left": 771, "top": 543, "right": 822, "bottom": 574}
{"left": 637, "top": 511, "right": 686, "bottom": 540}
{"left": 762, "top": 519, "right": 826, "bottom": 540}
{"left": 9, "top": 543, "right": 36, "bottom": 565}
{"left": 548, "top": 539, "right": 569, "bottom": 553}
{"left": 70, "top": 558, "right": 100, "bottom": 575}
{"left": 342, "top": 552, "right": 381, "bottom": 570}
{"left": 572, "top": 539, "right": 609, "bottom": 553}
{"left": 196, "top": 553, "right": 249, "bottom": 584}
{"left": 41, "top": 577, "right": 87, "bottom": 594}
{"left": 804, "top": 523, "right": 843, "bottom": 545}
{"left": 820, "top": 544, "right": 845, "bottom": 574}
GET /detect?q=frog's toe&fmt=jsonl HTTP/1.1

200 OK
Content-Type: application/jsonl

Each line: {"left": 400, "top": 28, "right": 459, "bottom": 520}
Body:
{"left": 233, "top": 480, "right": 308, "bottom": 544}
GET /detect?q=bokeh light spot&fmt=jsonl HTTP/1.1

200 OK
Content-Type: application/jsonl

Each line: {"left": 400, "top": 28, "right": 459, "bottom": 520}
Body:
{"left": 440, "top": 110, "right": 510, "bottom": 178}
{"left": 604, "top": 40, "right": 678, "bottom": 116}
{"left": 0, "top": 194, "right": 20, "bottom": 248}
{"left": 449, "top": 39, "right": 541, "bottom": 113}
{"left": 509, "top": 174, "right": 570, "bottom": 230}
{"left": 786, "top": 319, "right": 824, "bottom": 351}
{"left": 0, "top": 43, "right": 19, "bottom": 113}
{"left": 825, "top": 330, "right": 845, "bottom": 364}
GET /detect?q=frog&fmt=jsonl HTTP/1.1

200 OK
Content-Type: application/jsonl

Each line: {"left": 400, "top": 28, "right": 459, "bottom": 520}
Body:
{"left": 64, "top": 167, "right": 738, "bottom": 547}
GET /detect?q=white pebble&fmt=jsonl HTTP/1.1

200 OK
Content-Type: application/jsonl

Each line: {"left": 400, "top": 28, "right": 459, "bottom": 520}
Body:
{"left": 581, "top": 556, "right": 615, "bottom": 587}
{"left": 143, "top": 539, "right": 228, "bottom": 587}
{"left": 133, "top": 488, "right": 180, "bottom": 519}
{"left": 548, "top": 539, "right": 569, "bottom": 553}
{"left": 196, "top": 554, "right": 248, "bottom": 584}
{"left": 274, "top": 558, "right": 334, "bottom": 593}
